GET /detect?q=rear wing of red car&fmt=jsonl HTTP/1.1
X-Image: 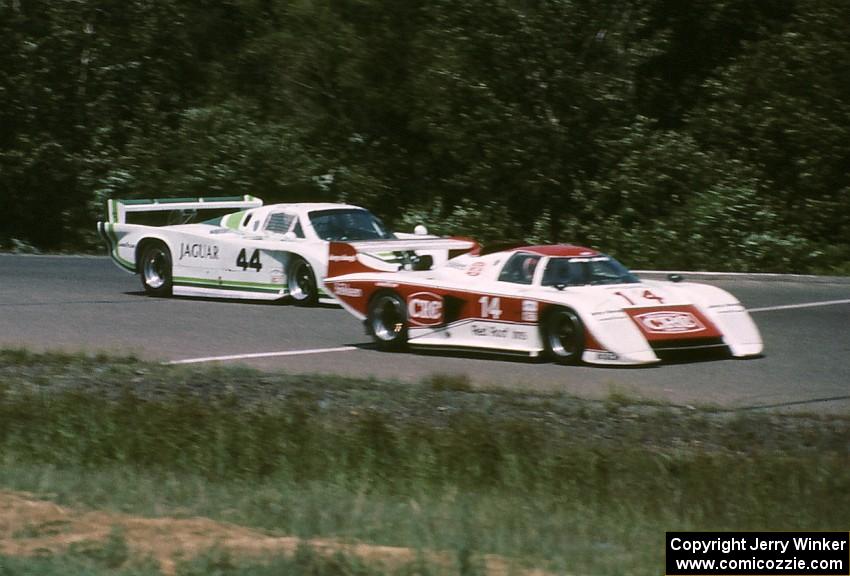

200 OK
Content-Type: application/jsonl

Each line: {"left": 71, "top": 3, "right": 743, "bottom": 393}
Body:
{"left": 326, "top": 238, "right": 478, "bottom": 279}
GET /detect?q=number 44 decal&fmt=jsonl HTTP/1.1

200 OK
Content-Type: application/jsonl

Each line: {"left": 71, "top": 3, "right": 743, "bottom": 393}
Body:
{"left": 236, "top": 248, "right": 263, "bottom": 271}
{"left": 613, "top": 289, "right": 664, "bottom": 306}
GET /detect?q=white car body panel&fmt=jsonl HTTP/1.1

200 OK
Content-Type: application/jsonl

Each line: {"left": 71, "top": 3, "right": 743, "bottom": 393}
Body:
{"left": 98, "top": 196, "right": 476, "bottom": 301}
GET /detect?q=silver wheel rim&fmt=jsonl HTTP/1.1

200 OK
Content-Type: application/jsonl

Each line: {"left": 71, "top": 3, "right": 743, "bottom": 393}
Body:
{"left": 143, "top": 249, "right": 168, "bottom": 289}
{"left": 548, "top": 312, "right": 578, "bottom": 358}
{"left": 289, "top": 260, "right": 314, "bottom": 301}
{"left": 371, "top": 295, "right": 404, "bottom": 342}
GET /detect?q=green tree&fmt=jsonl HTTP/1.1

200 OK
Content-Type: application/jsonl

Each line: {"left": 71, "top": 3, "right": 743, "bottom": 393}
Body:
{"left": 405, "top": 0, "right": 659, "bottom": 240}
{"left": 688, "top": 0, "right": 850, "bottom": 266}
{"left": 94, "top": 100, "right": 320, "bottom": 205}
{"left": 0, "top": 0, "right": 92, "bottom": 247}
{"left": 636, "top": 0, "right": 795, "bottom": 128}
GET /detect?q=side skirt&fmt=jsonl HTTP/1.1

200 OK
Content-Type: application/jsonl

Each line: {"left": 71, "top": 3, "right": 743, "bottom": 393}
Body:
{"left": 409, "top": 342, "right": 539, "bottom": 359}
{"left": 408, "top": 319, "right": 544, "bottom": 355}
{"left": 173, "top": 283, "right": 284, "bottom": 301}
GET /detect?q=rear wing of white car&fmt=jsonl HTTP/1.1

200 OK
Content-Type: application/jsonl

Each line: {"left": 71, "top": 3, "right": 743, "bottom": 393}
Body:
{"left": 105, "top": 195, "right": 263, "bottom": 224}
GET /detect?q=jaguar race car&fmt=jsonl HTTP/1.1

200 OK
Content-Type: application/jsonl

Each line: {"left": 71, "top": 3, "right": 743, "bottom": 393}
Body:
{"left": 98, "top": 196, "right": 476, "bottom": 305}
{"left": 324, "top": 242, "right": 763, "bottom": 365}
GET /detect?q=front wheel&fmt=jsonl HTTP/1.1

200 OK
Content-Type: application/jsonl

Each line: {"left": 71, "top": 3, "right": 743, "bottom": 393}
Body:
{"left": 140, "top": 242, "right": 173, "bottom": 297}
{"left": 287, "top": 257, "right": 318, "bottom": 306}
{"left": 367, "top": 292, "right": 408, "bottom": 351}
{"left": 542, "top": 307, "right": 584, "bottom": 365}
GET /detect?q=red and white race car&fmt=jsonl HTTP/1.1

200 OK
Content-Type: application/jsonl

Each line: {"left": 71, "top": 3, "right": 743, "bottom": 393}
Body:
{"left": 324, "top": 242, "right": 763, "bottom": 365}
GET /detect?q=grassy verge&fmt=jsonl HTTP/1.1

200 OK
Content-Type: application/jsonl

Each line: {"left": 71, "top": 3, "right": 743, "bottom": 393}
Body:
{"left": 1, "top": 349, "right": 849, "bottom": 575}
{"left": 0, "top": 545, "right": 385, "bottom": 576}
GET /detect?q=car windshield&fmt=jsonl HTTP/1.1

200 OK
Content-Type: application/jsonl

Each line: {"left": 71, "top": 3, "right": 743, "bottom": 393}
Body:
{"left": 308, "top": 209, "right": 394, "bottom": 241}
{"left": 541, "top": 256, "right": 639, "bottom": 287}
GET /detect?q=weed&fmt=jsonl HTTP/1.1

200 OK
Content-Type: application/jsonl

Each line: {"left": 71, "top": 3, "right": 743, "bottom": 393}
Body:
{"left": 68, "top": 526, "right": 130, "bottom": 569}
{"left": 12, "top": 520, "right": 70, "bottom": 539}
{"left": 423, "top": 373, "right": 473, "bottom": 392}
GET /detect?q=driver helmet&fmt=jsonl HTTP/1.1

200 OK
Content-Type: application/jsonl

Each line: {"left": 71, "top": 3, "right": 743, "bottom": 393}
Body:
{"left": 522, "top": 256, "right": 538, "bottom": 281}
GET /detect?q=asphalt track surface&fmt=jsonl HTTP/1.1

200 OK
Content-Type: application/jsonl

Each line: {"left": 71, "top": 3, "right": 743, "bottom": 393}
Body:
{"left": 2, "top": 254, "right": 849, "bottom": 413}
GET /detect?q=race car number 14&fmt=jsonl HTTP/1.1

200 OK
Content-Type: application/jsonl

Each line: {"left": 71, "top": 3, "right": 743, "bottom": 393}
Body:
{"left": 614, "top": 289, "right": 664, "bottom": 306}
{"left": 479, "top": 296, "right": 503, "bottom": 320}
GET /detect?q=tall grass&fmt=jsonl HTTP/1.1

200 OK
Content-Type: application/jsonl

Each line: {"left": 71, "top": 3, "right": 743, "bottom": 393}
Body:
{"left": 0, "top": 545, "right": 382, "bottom": 576}
{"left": 1, "top": 351, "right": 849, "bottom": 574}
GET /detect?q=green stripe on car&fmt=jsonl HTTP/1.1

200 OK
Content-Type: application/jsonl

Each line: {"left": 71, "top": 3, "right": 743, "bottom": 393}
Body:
{"left": 105, "top": 223, "right": 135, "bottom": 271}
{"left": 109, "top": 199, "right": 119, "bottom": 224}
{"left": 223, "top": 211, "right": 246, "bottom": 230}
{"left": 173, "top": 276, "right": 282, "bottom": 293}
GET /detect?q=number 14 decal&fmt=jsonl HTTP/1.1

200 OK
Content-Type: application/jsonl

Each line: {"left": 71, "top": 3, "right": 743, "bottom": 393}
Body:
{"left": 478, "top": 296, "right": 503, "bottom": 319}
{"left": 613, "top": 290, "right": 664, "bottom": 306}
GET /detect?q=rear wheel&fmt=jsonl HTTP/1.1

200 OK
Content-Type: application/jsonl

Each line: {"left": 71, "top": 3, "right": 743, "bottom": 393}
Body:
{"left": 139, "top": 242, "right": 173, "bottom": 297}
{"left": 367, "top": 292, "right": 408, "bottom": 351}
{"left": 542, "top": 307, "right": 584, "bottom": 365}
{"left": 287, "top": 257, "right": 318, "bottom": 306}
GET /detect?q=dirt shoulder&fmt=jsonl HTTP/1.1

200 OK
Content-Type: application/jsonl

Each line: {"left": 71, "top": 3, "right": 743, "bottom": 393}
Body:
{"left": 0, "top": 490, "right": 549, "bottom": 576}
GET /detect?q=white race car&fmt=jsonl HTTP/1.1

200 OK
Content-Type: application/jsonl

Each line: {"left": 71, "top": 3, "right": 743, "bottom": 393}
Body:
{"left": 98, "top": 196, "right": 476, "bottom": 305}
{"left": 324, "top": 242, "right": 763, "bottom": 365}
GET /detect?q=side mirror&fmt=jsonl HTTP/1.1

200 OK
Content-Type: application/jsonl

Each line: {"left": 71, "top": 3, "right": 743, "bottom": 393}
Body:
{"left": 667, "top": 273, "right": 683, "bottom": 283}
{"left": 281, "top": 232, "right": 296, "bottom": 241}
{"left": 414, "top": 224, "right": 428, "bottom": 236}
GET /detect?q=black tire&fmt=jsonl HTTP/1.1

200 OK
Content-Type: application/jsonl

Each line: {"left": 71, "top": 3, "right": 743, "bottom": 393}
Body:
{"left": 287, "top": 256, "right": 318, "bottom": 306}
{"left": 367, "top": 292, "right": 408, "bottom": 351}
{"left": 542, "top": 307, "right": 584, "bottom": 365}
{"left": 139, "top": 242, "right": 173, "bottom": 297}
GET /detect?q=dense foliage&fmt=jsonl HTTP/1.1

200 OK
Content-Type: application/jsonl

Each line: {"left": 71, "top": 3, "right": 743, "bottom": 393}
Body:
{"left": 1, "top": 0, "right": 848, "bottom": 272}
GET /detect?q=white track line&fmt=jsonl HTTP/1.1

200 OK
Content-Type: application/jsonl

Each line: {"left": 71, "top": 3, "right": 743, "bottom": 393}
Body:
{"left": 166, "top": 345, "right": 358, "bottom": 365}
{"left": 748, "top": 299, "right": 850, "bottom": 313}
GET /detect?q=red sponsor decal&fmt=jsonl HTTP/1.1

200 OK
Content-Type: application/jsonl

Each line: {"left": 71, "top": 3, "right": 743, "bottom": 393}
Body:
{"left": 326, "top": 242, "right": 377, "bottom": 277}
{"left": 407, "top": 291, "right": 443, "bottom": 326}
{"left": 634, "top": 311, "right": 705, "bottom": 334}
{"left": 625, "top": 305, "right": 721, "bottom": 341}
